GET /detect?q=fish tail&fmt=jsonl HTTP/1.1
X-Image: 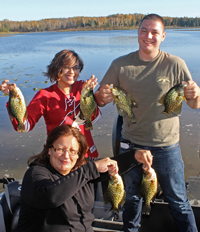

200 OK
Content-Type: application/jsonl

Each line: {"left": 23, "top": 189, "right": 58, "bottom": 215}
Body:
{"left": 142, "top": 204, "right": 151, "bottom": 215}
{"left": 162, "top": 111, "right": 171, "bottom": 118}
{"left": 17, "top": 123, "right": 26, "bottom": 133}
{"left": 85, "top": 119, "right": 93, "bottom": 130}
{"left": 110, "top": 206, "right": 119, "bottom": 214}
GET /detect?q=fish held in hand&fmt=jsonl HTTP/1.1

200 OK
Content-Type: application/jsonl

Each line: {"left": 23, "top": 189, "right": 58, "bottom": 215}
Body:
{"left": 158, "top": 82, "right": 188, "bottom": 117}
{"left": 109, "top": 84, "right": 138, "bottom": 126}
{"left": 80, "top": 81, "right": 97, "bottom": 130}
{"left": 103, "top": 173, "right": 126, "bottom": 214}
{"left": 8, "top": 84, "right": 27, "bottom": 133}
{"left": 139, "top": 166, "right": 158, "bottom": 215}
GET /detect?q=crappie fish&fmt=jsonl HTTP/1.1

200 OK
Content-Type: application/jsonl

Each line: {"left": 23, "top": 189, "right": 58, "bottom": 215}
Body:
{"left": 80, "top": 81, "right": 97, "bottom": 130}
{"left": 109, "top": 84, "right": 138, "bottom": 126}
{"left": 158, "top": 82, "right": 188, "bottom": 117}
{"left": 103, "top": 173, "right": 126, "bottom": 214}
{"left": 139, "top": 166, "right": 158, "bottom": 215}
{"left": 8, "top": 84, "right": 27, "bottom": 133}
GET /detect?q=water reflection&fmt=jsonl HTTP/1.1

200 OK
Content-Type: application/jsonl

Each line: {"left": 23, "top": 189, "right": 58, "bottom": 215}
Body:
{"left": 0, "top": 29, "right": 200, "bottom": 192}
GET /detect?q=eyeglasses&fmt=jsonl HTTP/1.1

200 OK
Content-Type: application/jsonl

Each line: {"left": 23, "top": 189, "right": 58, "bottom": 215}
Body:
{"left": 52, "top": 146, "right": 79, "bottom": 156}
{"left": 63, "top": 65, "right": 81, "bottom": 73}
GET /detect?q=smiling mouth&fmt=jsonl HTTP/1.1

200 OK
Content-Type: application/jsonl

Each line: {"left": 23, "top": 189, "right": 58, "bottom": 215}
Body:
{"left": 144, "top": 40, "right": 153, "bottom": 44}
{"left": 66, "top": 76, "right": 75, "bottom": 80}
{"left": 61, "top": 160, "right": 70, "bottom": 165}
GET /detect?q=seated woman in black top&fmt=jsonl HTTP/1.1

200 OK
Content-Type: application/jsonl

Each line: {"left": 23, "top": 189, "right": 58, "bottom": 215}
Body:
{"left": 15, "top": 124, "right": 152, "bottom": 232}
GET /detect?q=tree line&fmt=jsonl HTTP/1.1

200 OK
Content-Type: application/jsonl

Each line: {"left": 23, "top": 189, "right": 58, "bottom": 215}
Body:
{"left": 1, "top": 13, "right": 200, "bottom": 33}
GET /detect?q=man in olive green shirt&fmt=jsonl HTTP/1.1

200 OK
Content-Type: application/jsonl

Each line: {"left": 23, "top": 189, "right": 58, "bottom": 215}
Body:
{"left": 95, "top": 14, "right": 200, "bottom": 232}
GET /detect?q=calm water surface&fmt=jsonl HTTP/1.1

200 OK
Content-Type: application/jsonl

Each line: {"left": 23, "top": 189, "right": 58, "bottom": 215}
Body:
{"left": 1, "top": 29, "right": 200, "bottom": 191}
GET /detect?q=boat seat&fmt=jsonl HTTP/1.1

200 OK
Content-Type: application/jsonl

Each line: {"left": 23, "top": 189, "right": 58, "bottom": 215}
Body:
{"left": 0, "top": 180, "right": 22, "bottom": 232}
{"left": 112, "top": 114, "right": 123, "bottom": 157}
{"left": 11, "top": 205, "right": 21, "bottom": 232}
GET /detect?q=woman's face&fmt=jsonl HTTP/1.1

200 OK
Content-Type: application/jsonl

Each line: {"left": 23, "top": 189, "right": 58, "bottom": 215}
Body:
{"left": 57, "top": 61, "right": 80, "bottom": 88}
{"left": 48, "top": 135, "right": 79, "bottom": 175}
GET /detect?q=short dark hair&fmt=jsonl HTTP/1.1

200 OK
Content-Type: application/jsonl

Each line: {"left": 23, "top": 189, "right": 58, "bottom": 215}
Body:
{"left": 28, "top": 124, "right": 88, "bottom": 171}
{"left": 44, "top": 49, "right": 84, "bottom": 83}
{"left": 139, "top": 14, "right": 165, "bottom": 31}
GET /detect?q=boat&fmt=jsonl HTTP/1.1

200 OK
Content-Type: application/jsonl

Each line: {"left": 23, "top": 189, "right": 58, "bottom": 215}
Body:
{"left": 1, "top": 115, "right": 200, "bottom": 232}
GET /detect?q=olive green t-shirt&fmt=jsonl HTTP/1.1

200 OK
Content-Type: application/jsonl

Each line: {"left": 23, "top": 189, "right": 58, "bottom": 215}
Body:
{"left": 100, "top": 50, "right": 192, "bottom": 146}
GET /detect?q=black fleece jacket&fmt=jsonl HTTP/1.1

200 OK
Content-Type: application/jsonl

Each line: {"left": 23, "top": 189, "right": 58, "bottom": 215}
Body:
{"left": 15, "top": 149, "right": 139, "bottom": 232}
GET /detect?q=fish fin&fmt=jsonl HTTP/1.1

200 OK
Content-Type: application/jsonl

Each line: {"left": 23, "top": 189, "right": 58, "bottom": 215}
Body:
{"left": 110, "top": 206, "right": 119, "bottom": 214}
{"left": 118, "top": 111, "right": 126, "bottom": 117}
{"left": 24, "top": 110, "right": 28, "bottom": 120}
{"left": 79, "top": 109, "right": 85, "bottom": 120}
{"left": 119, "top": 190, "right": 126, "bottom": 206}
{"left": 103, "top": 198, "right": 109, "bottom": 205}
{"left": 138, "top": 192, "right": 142, "bottom": 199}
{"left": 113, "top": 99, "right": 117, "bottom": 105}
{"left": 128, "top": 115, "right": 137, "bottom": 126}
{"left": 85, "top": 119, "right": 93, "bottom": 130}
{"left": 9, "top": 114, "right": 15, "bottom": 122}
{"left": 142, "top": 204, "right": 151, "bottom": 215}
{"left": 182, "top": 96, "right": 187, "bottom": 102}
{"left": 162, "top": 111, "right": 171, "bottom": 118}
{"left": 158, "top": 94, "right": 166, "bottom": 105}
{"left": 19, "top": 98, "right": 23, "bottom": 105}
{"left": 103, "top": 193, "right": 109, "bottom": 205}
{"left": 154, "top": 184, "right": 163, "bottom": 201}
{"left": 172, "top": 103, "right": 182, "bottom": 115}
{"left": 151, "top": 191, "right": 158, "bottom": 203}
{"left": 17, "top": 123, "right": 26, "bottom": 133}
{"left": 92, "top": 106, "right": 98, "bottom": 118}
{"left": 117, "top": 106, "right": 126, "bottom": 117}
{"left": 128, "top": 94, "right": 138, "bottom": 108}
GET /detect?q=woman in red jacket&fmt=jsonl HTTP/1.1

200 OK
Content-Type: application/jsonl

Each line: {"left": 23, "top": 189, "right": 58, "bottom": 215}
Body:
{"left": 1, "top": 49, "right": 101, "bottom": 158}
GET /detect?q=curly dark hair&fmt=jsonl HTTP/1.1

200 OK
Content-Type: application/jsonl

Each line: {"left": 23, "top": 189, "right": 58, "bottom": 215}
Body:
{"left": 44, "top": 49, "right": 84, "bottom": 83}
{"left": 28, "top": 124, "right": 88, "bottom": 172}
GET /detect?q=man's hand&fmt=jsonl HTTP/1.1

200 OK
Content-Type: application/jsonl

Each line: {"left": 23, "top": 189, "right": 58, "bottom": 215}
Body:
{"left": 184, "top": 80, "right": 200, "bottom": 109}
{"left": 94, "top": 84, "right": 113, "bottom": 106}
{"left": 135, "top": 150, "right": 153, "bottom": 170}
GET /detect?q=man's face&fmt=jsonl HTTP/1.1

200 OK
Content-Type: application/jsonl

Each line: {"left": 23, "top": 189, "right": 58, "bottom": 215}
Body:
{"left": 138, "top": 19, "right": 166, "bottom": 57}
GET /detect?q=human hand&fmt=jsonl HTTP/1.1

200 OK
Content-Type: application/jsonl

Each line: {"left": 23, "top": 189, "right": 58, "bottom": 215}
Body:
{"left": 94, "top": 84, "right": 113, "bottom": 106}
{"left": 94, "top": 157, "right": 118, "bottom": 174}
{"left": 184, "top": 80, "right": 200, "bottom": 100}
{"left": 85, "top": 75, "right": 98, "bottom": 90}
{"left": 134, "top": 150, "right": 153, "bottom": 170}
{"left": 0, "top": 80, "right": 13, "bottom": 95}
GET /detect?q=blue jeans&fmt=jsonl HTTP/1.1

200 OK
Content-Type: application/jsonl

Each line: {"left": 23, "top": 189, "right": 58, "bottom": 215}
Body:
{"left": 120, "top": 139, "right": 198, "bottom": 232}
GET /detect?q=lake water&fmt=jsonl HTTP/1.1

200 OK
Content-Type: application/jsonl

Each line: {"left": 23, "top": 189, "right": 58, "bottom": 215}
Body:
{"left": 1, "top": 29, "right": 200, "bottom": 191}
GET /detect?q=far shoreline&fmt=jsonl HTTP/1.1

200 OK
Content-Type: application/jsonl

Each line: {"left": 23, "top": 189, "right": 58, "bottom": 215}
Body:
{"left": 1, "top": 26, "right": 200, "bottom": 38}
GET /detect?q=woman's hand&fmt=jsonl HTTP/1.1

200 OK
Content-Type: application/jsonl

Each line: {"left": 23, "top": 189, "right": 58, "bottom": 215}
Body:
{"left": 0, "top": 80, "right": 12, "bottom": 95}
{"left": 94, "top": 157, "right": 118, "bottom": 175}
{"left": 84, "top": 75, "right": 98, "bottom": 89}
{"left": 134, "top": 150, "right": 153, "bottom": 170}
